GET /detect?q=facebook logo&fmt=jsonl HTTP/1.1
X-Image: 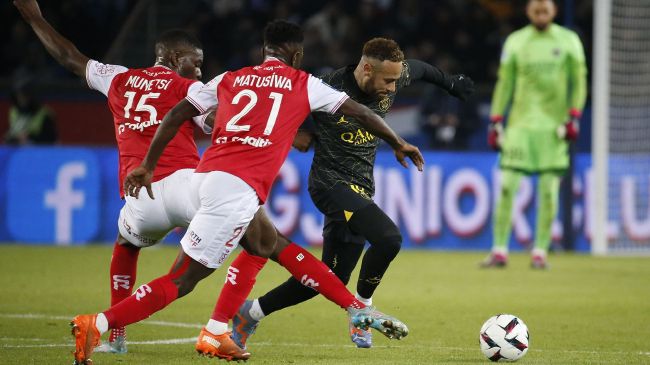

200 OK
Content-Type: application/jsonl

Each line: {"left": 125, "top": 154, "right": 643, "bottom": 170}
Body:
{"left": 6, "top": 148, "right": 100, "bottom": 244}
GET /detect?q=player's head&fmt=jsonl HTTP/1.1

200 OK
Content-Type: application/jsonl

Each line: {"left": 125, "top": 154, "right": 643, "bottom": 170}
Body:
{"left": 355, "top": 38, "right": 404, "bottom": 98}
{"left": 155, "top": 29, "right": 204, "bottom": 80}
{"left": 527, "top": 0, "right": 557, "bottom": 30}
{"left": 262, "top": 20, "right": 304, "bottom": 69}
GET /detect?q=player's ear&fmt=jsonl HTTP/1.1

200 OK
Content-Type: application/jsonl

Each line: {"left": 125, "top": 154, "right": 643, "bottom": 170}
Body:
{"left": 292, "top": 50, "right": 303, "bottom": 69}
{"left": 363, "top": 62, "right": 373, "bottom": 77}
{"left": 170, "top": 51, "right": 181, "bottom": 70}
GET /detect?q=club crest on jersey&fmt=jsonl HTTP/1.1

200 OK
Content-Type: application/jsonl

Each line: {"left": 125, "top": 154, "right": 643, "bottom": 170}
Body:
{"left": 379, "top": 97, "right": 392, "bottom": 112}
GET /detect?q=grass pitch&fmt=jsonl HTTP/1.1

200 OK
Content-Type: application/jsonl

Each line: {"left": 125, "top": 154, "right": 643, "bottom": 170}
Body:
{"left": 0, "top": 245, "right": 649, "bottom": 364}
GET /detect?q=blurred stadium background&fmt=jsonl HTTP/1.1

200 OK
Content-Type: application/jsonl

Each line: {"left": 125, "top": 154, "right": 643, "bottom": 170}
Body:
{"left": 1, "top": 1, "right": 649, "bottom": 364}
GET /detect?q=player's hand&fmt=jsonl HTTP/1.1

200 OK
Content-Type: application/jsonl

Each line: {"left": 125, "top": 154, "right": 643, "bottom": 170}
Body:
{"left": 487, "top": 115, "right": 504, "bottom": 151}
{"left": 292, "top": 130, "right": 314, "bottom": 152}
{"left": 13, "top": 0, "right": 43, "bottom": 23}
{"left": 124, "top": 166, "right": 154, "bottom": 199}
{"left": 556, "top": 109, "right": 581, "bottom": 141}
{"left": 447, "top": 74, "right": 475, "bottom": 101}
{"left": 393, "top": 142, "right": 424, "bottom": 171}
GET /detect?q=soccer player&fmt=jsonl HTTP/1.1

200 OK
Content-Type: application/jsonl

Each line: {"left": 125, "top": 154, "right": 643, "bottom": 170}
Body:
{"left": 14, "top": 1, "right": 396, "bottom": 360}
{"left": 70, "top": 20, "right": 421, "bottom": 364}
{"left": 227, "top": 37, "right": 475, "bottom": 349}
{"left": 13, "top": 0, "right": 211, "bottom": 354}
{"left": 482, "top": 0, "right": 587, "bottom": 269}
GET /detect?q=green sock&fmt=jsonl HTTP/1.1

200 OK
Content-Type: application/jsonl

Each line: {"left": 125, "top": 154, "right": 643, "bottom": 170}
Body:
{"left": 534, "top": 172, "right": 561, "bottom": 254}
{"left": 493, "top": 169, "right": 522, "bottom": 253}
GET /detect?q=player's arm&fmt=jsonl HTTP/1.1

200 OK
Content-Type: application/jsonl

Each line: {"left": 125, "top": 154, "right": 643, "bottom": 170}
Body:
{"left": 406, "top": 59, "right": 475, "bottom": 101}
{"left": 13, "top": 0, "right": 89, "bottom": 77}
{"left": 558, "top": 31, "right": 588, "bottom": 141}
{"left": 488, "top": 36, "right": 517, "bottom": 150}
{"left": 338, "top": 99, "right": 424, "bottom": 171}
{"left": 124, "top": 100, "right": 201, "bottom": 199}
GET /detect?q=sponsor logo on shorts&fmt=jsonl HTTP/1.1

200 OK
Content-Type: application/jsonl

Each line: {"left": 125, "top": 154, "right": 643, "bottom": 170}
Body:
{"left": 296, "top": 253, "right": 304, "bottom": 261}
{"left": 122, "top": 218, "right": 157, "bottom": 245}
{"left": 350, "top": 184, "right": 371, "bottom": 200}
{"left": 189, "top": 230, "right": 202, "bottom": 247}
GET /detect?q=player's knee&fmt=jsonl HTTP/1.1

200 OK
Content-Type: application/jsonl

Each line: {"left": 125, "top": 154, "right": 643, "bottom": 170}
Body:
{"left": 172, "top": 275, "right": 200, "bottom": 298}
{"left": 379, "top": 231, "right": 402, "bottom": 258}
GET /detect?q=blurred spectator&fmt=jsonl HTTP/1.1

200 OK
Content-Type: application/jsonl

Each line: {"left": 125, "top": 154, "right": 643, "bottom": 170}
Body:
{"left": 418, "top": 56, "right": 479, "bottom": 150}
{"left": 5, "top": 78, "right": 57, "bottom": 145}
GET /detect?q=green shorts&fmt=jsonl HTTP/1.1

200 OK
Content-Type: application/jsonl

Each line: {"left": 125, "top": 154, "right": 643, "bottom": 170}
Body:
{"left": 499, "top": 127, "right": 568, "bottom": 173}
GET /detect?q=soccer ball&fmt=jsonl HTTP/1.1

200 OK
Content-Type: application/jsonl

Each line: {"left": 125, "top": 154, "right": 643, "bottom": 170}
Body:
{"left": 479, "top": 314, "right": 529, "bottom": 362}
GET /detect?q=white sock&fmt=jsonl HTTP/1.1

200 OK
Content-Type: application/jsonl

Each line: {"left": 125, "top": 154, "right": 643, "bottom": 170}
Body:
{"left": 493, "top": 247, "right": 509, "bottom": 256}
{"left": 248, "top": 299, "right": 266, "bottom": 321}
{"left": 531, "top": 248, "right": 547, "bottom": 258}
{"left": 95, "top": 313, "right": 109, "bottom": 335}
{"left": 205, "top": 319, "right": 228, "bottom": 335}
{"left": 355, "top": 293, "right": 372, "bottom": 307}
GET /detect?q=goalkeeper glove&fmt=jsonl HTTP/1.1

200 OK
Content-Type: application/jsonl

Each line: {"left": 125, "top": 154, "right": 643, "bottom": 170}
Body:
{"left": 447, "top": 74, "right": 475, "bottom": 101}
{"left": 487, "top": 115, "right": 504, "bottom": 151}
{"left": 556, "top": 109, "right": 581, "bottom": 141}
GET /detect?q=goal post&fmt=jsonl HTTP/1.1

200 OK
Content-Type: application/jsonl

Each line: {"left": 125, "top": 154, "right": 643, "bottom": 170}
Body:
{"left": 592, "top": 0, "right": 650, "bottom": 255}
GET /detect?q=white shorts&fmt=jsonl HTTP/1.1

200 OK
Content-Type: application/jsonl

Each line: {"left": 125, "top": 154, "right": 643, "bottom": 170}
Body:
{"left": 118, "top": 169, "right": 198, "bottom": 247}
{"left": 181, "top": 171, "right": 260, "bottom": 269}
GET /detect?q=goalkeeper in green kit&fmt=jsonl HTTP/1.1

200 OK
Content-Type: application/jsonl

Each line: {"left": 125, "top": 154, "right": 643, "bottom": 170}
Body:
{"left": 482, "top": 0, "right": 587, "bottom": 269}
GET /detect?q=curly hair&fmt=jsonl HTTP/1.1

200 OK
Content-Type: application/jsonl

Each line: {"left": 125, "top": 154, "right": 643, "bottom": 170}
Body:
{"left": 362, "top": 38, "right": 404, "bottom": 62}
{"left": 264, "top": 20, "right": 304, "bottom": 47}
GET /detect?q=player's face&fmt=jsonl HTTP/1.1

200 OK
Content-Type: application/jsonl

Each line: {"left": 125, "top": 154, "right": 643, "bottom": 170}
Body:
{"left": 367, "top": 60, "right": 402, "bottom": 98}
{"left": 176, "top": 48, "right": 204, "bottom": 80}
{"left": 527, "top": 0, "right": 556, "bottom": 30}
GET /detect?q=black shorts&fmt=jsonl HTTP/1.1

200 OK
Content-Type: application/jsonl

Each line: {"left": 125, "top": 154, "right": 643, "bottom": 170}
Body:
{"left": 309, "top": 182, "right": 374, "bottom": 245}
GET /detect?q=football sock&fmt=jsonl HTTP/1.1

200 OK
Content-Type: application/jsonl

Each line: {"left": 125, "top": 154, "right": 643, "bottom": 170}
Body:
{"left": 249, "top": 299, "right": 265, "bottom": 321}
{"left": 493, "top": 169, "right": 523, "bottom": 253}
{"left": 103, "top": 274, "right": 179, "bottom": 329}
{"left": 103, "top": 255, "right": 190, "bottom": 330}
{"left": 277, "top": 243, "right": 363, "bottom": 309}
{"left": 210, "top": 250, "right": 268, "bottom": 323}
{"left": 257, "top": 237, "right": 364, "bottom": 316}
{"left": 109, "top": 242, "right": 140, "bottom": 306}
{"left": 355, "top": 293, "right": 372, "bottom": 306}
{"left": 206, "top": 319, "right": 229, "bottom": 335}
{"left": 534, "top": 172, "right": 560, "bottom": 253}
{"left": 95, "top": 313, "right": 109, "bottom": 335}
{"left": 347, "top": 203, "right": 402, "bottom": 299}
{"left": 108, "top": 241, "right": 139, "bottom": 340}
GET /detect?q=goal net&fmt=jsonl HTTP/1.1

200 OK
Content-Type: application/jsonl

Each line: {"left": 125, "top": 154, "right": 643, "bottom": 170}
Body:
{"left": 592, "top": 0, "right": 650, "bottom": 255}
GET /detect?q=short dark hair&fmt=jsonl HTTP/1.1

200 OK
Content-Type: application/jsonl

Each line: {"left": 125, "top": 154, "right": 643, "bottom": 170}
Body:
{"left": 362, "top": 38, "right": 404, "bottom": 62}
{"left": 264, "top": 20, "right": 303, "bottom": 47}
{"left": 155, "top": 29, "right": 202, "bottom": 50}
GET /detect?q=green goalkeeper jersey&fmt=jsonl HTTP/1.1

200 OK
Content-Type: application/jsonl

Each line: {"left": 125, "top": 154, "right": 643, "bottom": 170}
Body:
{"left": 491, "top": 24, "right": 587, "bottom": 129}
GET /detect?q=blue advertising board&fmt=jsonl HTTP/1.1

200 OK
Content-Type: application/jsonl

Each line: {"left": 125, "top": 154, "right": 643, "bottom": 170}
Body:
{"left": 0, "top": 146, "right": 648, "bottom": 252}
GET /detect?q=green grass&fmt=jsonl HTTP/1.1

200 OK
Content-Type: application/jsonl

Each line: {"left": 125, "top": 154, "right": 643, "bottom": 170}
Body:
{"left": 1, "top": 245, "right": 649, "bottom": 364}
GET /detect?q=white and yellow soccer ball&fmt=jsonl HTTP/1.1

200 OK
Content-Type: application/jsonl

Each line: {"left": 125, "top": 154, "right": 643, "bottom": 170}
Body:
{"left": 479, "top": 314, "right": 529, "bottom": 362}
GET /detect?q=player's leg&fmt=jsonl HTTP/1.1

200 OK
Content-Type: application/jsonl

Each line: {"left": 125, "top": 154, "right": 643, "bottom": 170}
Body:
{"left": 482, "top": 168, "right": 523, "bottom": 267}
{"left": 97, "top": 177, "right": 176, "bottom": 354}
{"left": 347, "top": 203, "right": 401, "bottom": 301}
{"left": 531, "top": 171, "right": 561, "bottom": 269}
{"left": 229, "top": 216, "right": 365, "bottom": 348}
{"left": 71, "top": 171, "right": 258, "bottom": 364}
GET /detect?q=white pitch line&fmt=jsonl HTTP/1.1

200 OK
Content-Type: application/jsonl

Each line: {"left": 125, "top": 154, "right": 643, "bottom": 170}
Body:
{"left": 2, "top": 337, "right": 197, "bottom": 348}
{"left": 2, "top": 313, "right": 648, "bottom": 357}
{"left": 0, "top": 313, "right": 202, "bottom": 329}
